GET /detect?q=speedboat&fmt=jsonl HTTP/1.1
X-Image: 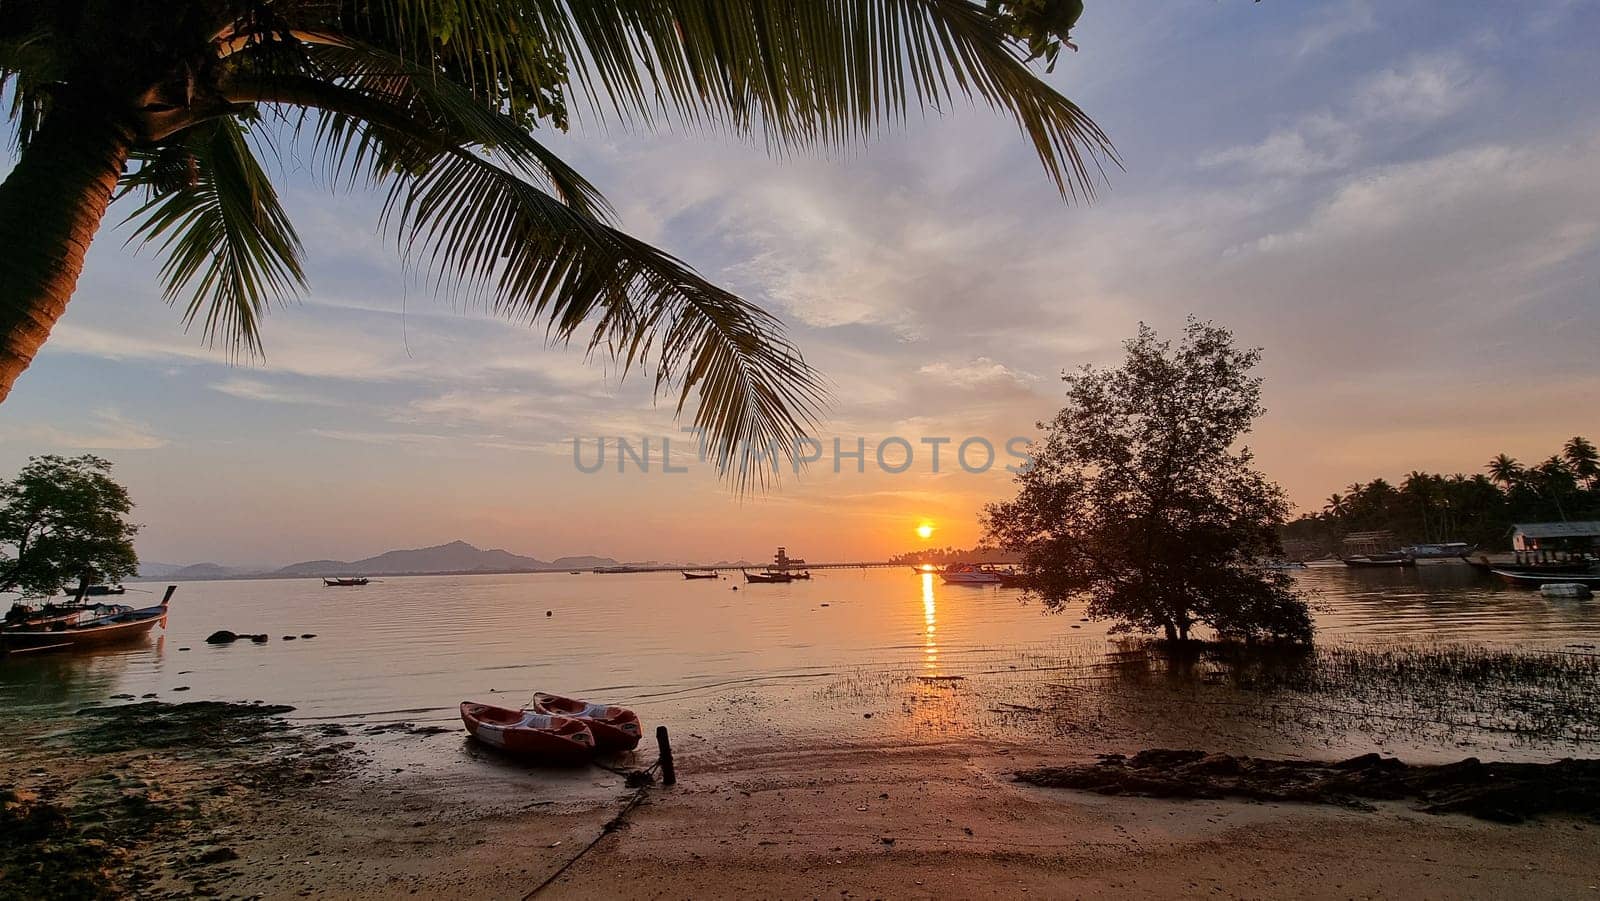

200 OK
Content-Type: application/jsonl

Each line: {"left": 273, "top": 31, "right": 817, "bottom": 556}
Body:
{"left": 939, "top": 563, "right": 1004, "bottom": 585}
{"left": 459, "top": 702, "right": 595, "bottom": 762}
{"left": 530, "top": 693, "right": 643, "bottom": 751}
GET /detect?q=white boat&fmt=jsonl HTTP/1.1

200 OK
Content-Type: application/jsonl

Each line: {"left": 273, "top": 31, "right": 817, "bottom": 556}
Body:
{"left": 939, "top": 563, "right": 1004, "bottom": 585}
{"left": 1540, "top": 582, "right": 1594, "bottom": 599}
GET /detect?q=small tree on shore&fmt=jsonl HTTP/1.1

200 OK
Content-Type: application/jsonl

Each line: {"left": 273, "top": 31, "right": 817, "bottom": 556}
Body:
{"left": 0, "top": 455, "right": 139, "bottom": 598}
{"left": 983, "top": 320, "right": 1313, "bottom": 644}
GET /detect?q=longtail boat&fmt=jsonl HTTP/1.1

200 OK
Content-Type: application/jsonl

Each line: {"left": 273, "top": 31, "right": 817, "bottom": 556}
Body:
{"left": 322, "top": 577, "right": 370, "bottom": 586}
{"left": 743, "top": 569, "right": 792, "bottom": 583}
{"left": 530, "top": 693, "right": 643, "bottom": 751}
{"left": 1492, "top": 569, "right": 1600, "bottom": 589}
{"left": 1, "top": 586, "right": 174, "bottom": 652}
{"left": 681, "top": 570, "right": 719, "bottom": 580}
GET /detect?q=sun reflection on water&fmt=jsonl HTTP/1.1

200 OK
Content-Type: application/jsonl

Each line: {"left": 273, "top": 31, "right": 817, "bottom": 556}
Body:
{"left": 921, "top": 572, "right": 937, "bottom": 673}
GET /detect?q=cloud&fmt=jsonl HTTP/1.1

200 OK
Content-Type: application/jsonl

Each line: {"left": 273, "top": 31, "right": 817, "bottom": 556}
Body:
{"left": 211, "top": 378, "right": 341, "bottom": 406}
{"left": 918, "top": 357, "right": 1038, "bottom": 389}
{"left": 1203, "top": 52, "right": 1486, "bottom": 179}
{"left": 1201, "top": 113, "right": 1360, "bottom": 177}
{"left": 3, "top": 409, "right": 167, "bottom": 450}
{"left": 1354, "top": 52, "right": 1483, "bottom": 122}
{"left": 1289, "top": 0, "right": 1378, "bottom": 58}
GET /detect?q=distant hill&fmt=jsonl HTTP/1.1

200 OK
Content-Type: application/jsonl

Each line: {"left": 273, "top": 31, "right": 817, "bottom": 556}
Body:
{"left": 135, "top": 561, "right": 255, "bottom": 580}
{"left": 273, "top": 541, "right": 617, "bottom": 577}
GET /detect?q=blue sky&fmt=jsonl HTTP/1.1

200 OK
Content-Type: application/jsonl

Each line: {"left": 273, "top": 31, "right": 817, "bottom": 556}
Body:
{"left": 2, "top": 0, "right": 1598, "bottom": 566}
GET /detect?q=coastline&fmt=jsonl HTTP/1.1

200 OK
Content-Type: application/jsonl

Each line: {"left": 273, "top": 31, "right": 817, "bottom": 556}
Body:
{"left": 4, "top": 703, "right": 1595, "bottom": 899}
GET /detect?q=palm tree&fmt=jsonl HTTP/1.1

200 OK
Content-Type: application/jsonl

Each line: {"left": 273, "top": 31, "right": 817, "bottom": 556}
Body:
{"left": 1562, "top": 436, "right": 1599, "bottom": 488}
{"left": 1486, "top": 454, "right": 1523, "bottom": 490}
{"left": 0, "top": 1, "right": 1115, "bottom": 487}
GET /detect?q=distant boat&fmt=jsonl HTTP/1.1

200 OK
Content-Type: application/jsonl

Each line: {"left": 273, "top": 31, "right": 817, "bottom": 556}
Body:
{"left": 1, "top": 587, "right": 174, "bottom": 652}
{"left": 1493, "top": 569, "right": 1600, "bottom": 589}
{"left": 61, "top": 585, "right": 125, "bottom": 597}
{"left": 1403, "top": 542, "right": 1473, "bottom": 561}
{"left": 323, "top": 577, "right": 369, "bottom": 586}
{"left": 568, "top": 570, "right": 584, "bottom": 575}
{"left": 681, "top": 570, "right": 719, "bottom": 580}
{"left": 939, "top": 563, "right": 1004, "bottom": 585}
{"left": 743, "top": 569, "right": 792, "bottom": 584}
{"left": 1342, "top": 554, "right": 1415, "bottom": 568}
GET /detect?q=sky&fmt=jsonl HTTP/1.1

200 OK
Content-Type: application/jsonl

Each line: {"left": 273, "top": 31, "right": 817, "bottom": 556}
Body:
{"left": 2, "top": 1, "right": 1598, "bottom": 567}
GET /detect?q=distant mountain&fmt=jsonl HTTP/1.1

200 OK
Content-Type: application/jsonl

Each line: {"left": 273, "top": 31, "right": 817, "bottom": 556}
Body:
{"left": 273, "top": 541, "right": 617, "bottom": 576}
{"left": 136, "top": 561, "right": 184, "bottom": 579}
{"left": 134, "top": 561, "right": 255, "bottom": 580}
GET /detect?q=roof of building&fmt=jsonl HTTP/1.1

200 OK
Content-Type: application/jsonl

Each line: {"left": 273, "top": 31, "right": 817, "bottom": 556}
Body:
{"left": 1511, "top": 521, "right": 1600, "bottom": 539}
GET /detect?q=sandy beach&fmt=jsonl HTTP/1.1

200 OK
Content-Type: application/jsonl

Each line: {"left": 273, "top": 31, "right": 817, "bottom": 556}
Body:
{"left": 4, "top": 703, "right": 1595, "bottom": 900}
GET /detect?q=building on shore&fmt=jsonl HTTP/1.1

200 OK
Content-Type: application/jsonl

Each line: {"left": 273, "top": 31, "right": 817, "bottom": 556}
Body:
{"left": 1510, "top": 521, "right": 1600, "bottom": 564}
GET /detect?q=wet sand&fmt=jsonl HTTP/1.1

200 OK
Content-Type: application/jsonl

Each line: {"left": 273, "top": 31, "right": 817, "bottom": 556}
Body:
{"left": 8, "top": 709, "right": 1594, "bottom": 900}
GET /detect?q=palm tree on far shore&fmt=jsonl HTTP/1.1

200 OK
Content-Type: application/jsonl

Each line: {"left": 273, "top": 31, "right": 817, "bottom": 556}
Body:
{"left": 0, "top": 1, "right": 1114, "bottom": 488}
{"left": 1486, "top": 454, "right": 1523, "bottom": 489}
{"left": 1563, "top": 436, "right": 1599, "bottom": 489}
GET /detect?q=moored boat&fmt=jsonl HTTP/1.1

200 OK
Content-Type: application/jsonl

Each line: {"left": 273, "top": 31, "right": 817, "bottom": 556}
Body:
{"left": 61, "top": 585, "right": 126, "bottom": 597}
{"left": 530, "top": 693, "right": 643, "bottom": 751}
{"left": 939, "top": 563, "right": 1004, "bottom": 585}
{"left": 1493, "top": 569, "right": 1600, "bottom": 589}
{"left": 1342, "top": 554, "right": 1415, "bottom": 568}
{"left": 459, "top": 702, "right": 595, "bottom": 762}
{"left": 743, "top": 569, "right": 792, "bottom": 583}
{"left": 681, "top": 570, "right": 719, "bottom": 580}
{"left": 1466, "top": 557, "right": 1590, "bottom": 575}
{"left": 323, "top": 577, "right": 369, "bottom": 586}
{"left": 1, "top": 587, "right": 174, "bottom": 651}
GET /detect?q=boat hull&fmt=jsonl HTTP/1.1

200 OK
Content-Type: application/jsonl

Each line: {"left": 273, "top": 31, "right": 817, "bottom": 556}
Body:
{"left": 1342, "top": 556, "right": 1415, "bottom": 568}
{"left": 1, "top": 606, "right": 167, "bottom": 649}
{"left": 743, "top": 572, "right": 791, "bottom": 583}
{"left": 1493, "top": 570, "right": 1600, "bottom": 589}
{"left": 459, "top": 702, "right": 595, "bottom": 762}
{"left": 530, "top": 693, "right": 643, "bottom": 751}
{"left": 940, "top": 573, "right": 1002, "bottom": 584}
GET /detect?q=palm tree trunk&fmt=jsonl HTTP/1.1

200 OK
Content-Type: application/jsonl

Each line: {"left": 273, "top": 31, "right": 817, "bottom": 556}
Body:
{"left": 0, "top": 103, "right": 132, "bottom": 404}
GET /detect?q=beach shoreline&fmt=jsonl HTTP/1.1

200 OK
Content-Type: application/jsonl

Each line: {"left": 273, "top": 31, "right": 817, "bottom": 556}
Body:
{"left": 3, "top": 703, "right": 1596, "bottom": 899}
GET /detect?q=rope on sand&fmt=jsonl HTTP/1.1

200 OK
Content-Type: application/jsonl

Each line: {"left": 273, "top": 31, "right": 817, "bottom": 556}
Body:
{"left": 521, "top": 778, "right": 653, "bottom": 899}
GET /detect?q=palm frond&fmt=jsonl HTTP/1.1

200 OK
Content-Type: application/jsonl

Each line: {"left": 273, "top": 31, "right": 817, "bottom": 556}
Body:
{"left": 225, "top": 35, "right": 611, "bottom": 217}
{"left": 226, "top": 70, "right": 825, "bottom": 487}
{"left": 122, "top": 119, "right": 306, "bottom": 356}
{"left": 383, "top": 148, "right": 826, "bottom": 489}
{"left": 371, "top": 0, "right": 1116, "bottom": 199}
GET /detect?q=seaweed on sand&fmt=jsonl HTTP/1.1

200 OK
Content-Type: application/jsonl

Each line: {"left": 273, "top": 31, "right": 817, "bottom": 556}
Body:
{"left": 1015, "top": 749, "right": 1600, "bottom": 823}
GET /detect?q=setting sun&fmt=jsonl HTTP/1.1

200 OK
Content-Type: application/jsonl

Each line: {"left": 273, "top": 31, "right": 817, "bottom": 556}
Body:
{"left": 916, "top": 523, "right": 935, "bottom": 540}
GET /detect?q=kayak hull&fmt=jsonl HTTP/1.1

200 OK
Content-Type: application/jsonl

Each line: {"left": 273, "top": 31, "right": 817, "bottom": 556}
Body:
{"left": 531, "top": 693, "right": 643, "bottom": 751}
{"left": 459, "top": 702, "right": 594, "bottom": 762}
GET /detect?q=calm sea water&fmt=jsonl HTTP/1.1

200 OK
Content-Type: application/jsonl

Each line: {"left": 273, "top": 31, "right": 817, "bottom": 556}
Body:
{"left": 3, "top": 565, "right": 1598, "bottom": 760}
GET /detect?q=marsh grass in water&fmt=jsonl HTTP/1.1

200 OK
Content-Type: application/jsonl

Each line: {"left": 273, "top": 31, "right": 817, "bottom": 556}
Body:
{"left": 814, "top": 640, "right": 1600, "bottom": 754}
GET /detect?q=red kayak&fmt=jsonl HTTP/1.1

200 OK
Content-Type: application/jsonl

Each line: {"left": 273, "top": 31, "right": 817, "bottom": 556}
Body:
{"left": 459, "top": 702, "right": 594, "bottom": 762}
{"left": 530, "top": 693, "right": 643, "bottom": 751}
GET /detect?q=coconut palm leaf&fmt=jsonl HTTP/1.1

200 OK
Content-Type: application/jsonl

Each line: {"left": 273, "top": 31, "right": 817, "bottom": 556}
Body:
{"left": 371, "top": 0, "right": 1117, "bottom": 198}
{"left": 123, "top": 119, "right": 306, "bottom": 356}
